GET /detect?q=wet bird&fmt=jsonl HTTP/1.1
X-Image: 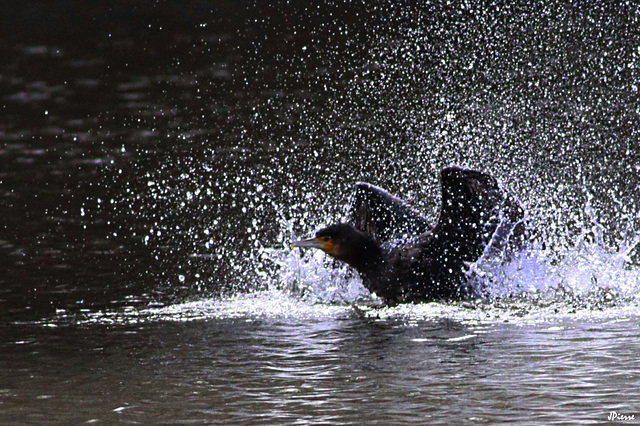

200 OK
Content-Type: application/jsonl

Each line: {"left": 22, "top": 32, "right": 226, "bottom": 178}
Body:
{"left": 292, "top": 166, "right": 529, "bottom": 305}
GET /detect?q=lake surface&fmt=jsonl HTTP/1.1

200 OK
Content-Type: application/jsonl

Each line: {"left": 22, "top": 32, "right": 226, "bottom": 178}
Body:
{"left": 1, "top": 298, "right": 639, "bottom": 424}
{"left": 1, "top": 1, "right": 639, "bottom": 424}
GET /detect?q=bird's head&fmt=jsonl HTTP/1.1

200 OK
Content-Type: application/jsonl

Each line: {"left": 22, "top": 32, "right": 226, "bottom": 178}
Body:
{"left": 291, "top": 223, "right": 382, "bottom": 272}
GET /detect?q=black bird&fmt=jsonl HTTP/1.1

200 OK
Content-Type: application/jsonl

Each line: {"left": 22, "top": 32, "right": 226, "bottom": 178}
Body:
{"left": 292, "top": 166, "right": 528, "bottom": 305}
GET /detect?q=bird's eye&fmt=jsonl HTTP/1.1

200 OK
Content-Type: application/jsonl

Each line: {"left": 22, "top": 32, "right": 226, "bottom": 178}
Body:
{"left": 321, "top": 236, "right": 331, "bottom": 242}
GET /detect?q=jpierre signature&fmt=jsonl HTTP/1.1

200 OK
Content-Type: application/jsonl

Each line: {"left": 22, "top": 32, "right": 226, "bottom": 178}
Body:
{"left": 608, "top": 412, "right": 635, "bottom": 422}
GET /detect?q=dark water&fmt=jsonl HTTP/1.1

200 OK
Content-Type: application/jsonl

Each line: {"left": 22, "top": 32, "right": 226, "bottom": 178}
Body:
{"left": 0, "top": 309, "right": 640, "bottom": 424}
{"left": 2, "top": 1, "right": 640, "bottom": 423}
{"left": 1, "top": 308, "right": 639, "bottom": 424}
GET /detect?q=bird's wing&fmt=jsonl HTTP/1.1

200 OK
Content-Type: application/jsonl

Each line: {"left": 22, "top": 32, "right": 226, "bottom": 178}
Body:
{"left": 432, "top": 166, "right": 529, "bottom": 261}
{"left": 350, "top": 182, "right": 431, "bottom": 243}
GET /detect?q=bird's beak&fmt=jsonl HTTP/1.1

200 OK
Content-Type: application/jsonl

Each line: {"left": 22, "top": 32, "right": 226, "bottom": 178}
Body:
{"left": 291, "top": 237, "right": 325, "bottom": 249}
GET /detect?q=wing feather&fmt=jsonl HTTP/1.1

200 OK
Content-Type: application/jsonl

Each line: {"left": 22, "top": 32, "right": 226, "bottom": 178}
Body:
{"left": 350, "top": 182, "right": 431, "bottom": 243}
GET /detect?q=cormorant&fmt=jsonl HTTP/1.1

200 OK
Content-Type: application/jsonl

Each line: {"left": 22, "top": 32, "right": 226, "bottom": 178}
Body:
{"left": 292, "top": 166, "right": 529, "bottom": 305}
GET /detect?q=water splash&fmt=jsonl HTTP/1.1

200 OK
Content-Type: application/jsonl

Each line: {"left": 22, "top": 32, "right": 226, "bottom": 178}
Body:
{"left": 58, "top": 201, "right": 640, "bottom": 327}
{"left": 469, "top": 194, "right": 640, "bottom": 306}
{"left": 96, "top": 1, "right": 640, "bottom": 325}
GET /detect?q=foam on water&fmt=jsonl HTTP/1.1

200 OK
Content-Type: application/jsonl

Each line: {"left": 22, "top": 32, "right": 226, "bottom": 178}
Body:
{"left": 74, "top": 291, "right": 352, "bottom": 326}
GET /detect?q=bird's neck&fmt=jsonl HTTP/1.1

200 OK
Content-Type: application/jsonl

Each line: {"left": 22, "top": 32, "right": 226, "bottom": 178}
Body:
{"left": 342, "top": 234, "right": 384, "bottom": 276}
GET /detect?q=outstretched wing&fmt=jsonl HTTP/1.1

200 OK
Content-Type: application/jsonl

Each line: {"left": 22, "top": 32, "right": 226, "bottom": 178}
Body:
{"left": 350, "top": 182, "right": 431, "bottom": 243}
{"left": 432, "top": 166, "right": 527, "bottom": 261}
{"left": 483, "top": 188, "right": 532, "bottom": 259}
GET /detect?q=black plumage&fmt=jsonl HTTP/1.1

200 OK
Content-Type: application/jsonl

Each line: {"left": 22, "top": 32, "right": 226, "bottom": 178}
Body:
{"left": 292, "top": 166, "right": 529, "bottom": 305}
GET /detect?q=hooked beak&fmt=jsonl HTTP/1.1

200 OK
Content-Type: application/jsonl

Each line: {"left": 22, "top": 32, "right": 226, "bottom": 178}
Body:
{"left": 291, "top": 237, "right": 326, "bottom": 249}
